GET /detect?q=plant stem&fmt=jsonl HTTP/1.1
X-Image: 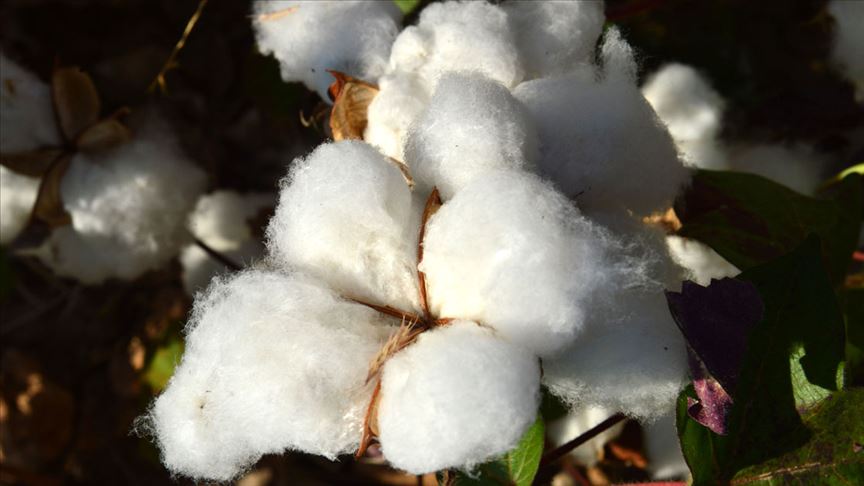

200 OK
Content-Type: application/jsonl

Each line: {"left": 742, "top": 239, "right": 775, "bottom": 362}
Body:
{"left": 193, "top": 237, "right": 242, "bottom": 271}
{"left": 539, "top": 413, "right": 627, "bottom": 466}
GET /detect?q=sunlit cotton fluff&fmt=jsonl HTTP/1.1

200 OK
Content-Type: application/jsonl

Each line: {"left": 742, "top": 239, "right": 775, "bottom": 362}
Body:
{"left": 35, "top": 122, "right": 206, "bottom": 283}
{"left": 515, "top": 29, "right": 688, "bottom": 216}
{"left": 0, "top": 54, "right": 61, "bottom": 244}
{"left": 142, "top": 270, "right": 394, "bottom": 481}
{"left": 404, "top": 72, "right": 537, "bottom": 199}
{"left": 377, "top": 321, "right": 540, "bottom": 474}
{"left": 253, "top": 0, "right": 402, "bottom": 99}
{"left": 180, "top": 190, "right": 274, "bottom": 294}
{"left": 666, "top": 235, "right": 739, "bottom": 286}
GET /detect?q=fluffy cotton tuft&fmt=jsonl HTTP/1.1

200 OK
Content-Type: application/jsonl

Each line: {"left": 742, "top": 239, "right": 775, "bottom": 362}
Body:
{"left": 180, "top": 191, "right": 274, "bottom": 294}
{"left": 144, "top": 270, "right": 393, "bottom": 481}
{"left": 253, "top": 1, "right": 402, "bottom": 99}
{"left": 666, "top": 235, "right": 738, "bottom": 285}
{"left": 404, "top": 72, "right": 537, "bottom": 199}
{"left": 266, "top": 141, "right": 421, "bottom": 311}
{"left": 515, "top": 29, "right": 689, "bottom": 215}
{"left": 829, "top": 0, "right": 864, "bottom": 90}
{"left": 0, "top": 167, "right": 40, "bottom": 245}
{"left": 547, "top": 405, "right": 624, "bottom": 467}
{"left": 644, "top": 413, "right": 690, "bottom": 480}
{"left": 35, "top": 124, "right": 206, "bottom": 283}
{"left": 377, "top": 321, "right": 540, "bottom": 474}
{"left": 420, "top": 171, "right": 610, "bottom": 357}
{"left": 502, "top": 0, "right": 605, "bottom": 78}
{"left": 364, "top": 71, "right": 431, "bottom": 159}
{"left": 0, "top": 53, "right": 61, "bottom": 154}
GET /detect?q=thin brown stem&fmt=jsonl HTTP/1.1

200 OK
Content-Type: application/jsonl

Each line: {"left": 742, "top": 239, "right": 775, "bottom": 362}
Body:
{"left": 194, "top": 237, "right": 242, "bottom": 271}
{"left": 356, "top": 379, "right": 382, "bottom": 459}
{"left": 417, "top": 188, "right": 442, "bottom": 321}
{"left": 347, "top": 298, "right": 424, "bottom": 323}
{"left": 540, "top": 413, "right": 627, "bottom": 466}
{"left": 148, "top": 0, "right": 209, "bottom": 93}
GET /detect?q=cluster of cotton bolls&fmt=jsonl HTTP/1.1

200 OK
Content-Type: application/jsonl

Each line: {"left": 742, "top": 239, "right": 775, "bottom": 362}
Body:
{"left": 0, "top": 54, "right": 206, "bottom": 284}
{"left": 144, "top": 0, "right": 693, "bottom": 480}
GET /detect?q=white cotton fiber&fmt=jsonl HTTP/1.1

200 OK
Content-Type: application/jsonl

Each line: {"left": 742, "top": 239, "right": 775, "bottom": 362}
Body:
{"left": 266, "top": 141, "right": 421, "bottom": 311}
{"left": 502, "top": 0, "right": 605, "bottom": 78}
{"left": 644, "top": 413, "right": 690, "bottom": 480}
{"left": 377, "top": 321, "right": 540, "bottom": 474}
{"left": 364, "top": 71, "right": 430, "bottom": 159}
{"left": 515, "top": 29, "right": 688, "bottom": 215}
{"left": 547, "top": 405, "right": 624, "bottom": 467}
{"left": 0, "top": 53, "right": 61, "bottom": 154}
{"left": 144, "top": 270, "right": 394, "bottom": 481}
{"left": 829, "top": 0, "right": 864, "bottom": 90}
{"left": 420, "top": 171, "right": 610, "bottom": 357}
{"left": 180, "top": 191, "right": 274, "bottom": 294}
{"left": 666, "top": 235, "right": 738, "bottom": 285}
{"left": 404, "top": 73, "right": 537, "bottom": 199}
{"left": 642, "top": 64, "right": 725, "bottom": 145}
{"left": 0, "top": 167, "right": 40, "bottom": 245}
{"left": 36, "top": 123, "right": 206, "bottom": 283}
{"left": 727, "top": 143, "right": 827, "bottom": 196}
{"left": 253, "top": 1, "right": 402, "bottom": 99}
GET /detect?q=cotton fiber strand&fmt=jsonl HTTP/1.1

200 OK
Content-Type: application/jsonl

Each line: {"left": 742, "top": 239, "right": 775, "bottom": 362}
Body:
{"left": 404, "top": 72, "right": 537, "bottom": 199}
{"left": 143, "top": 270, "right": 394, "bottom": 481}
{"left": 377, "top": 321, "right": 540, "bottom": 474}
{"left": 547, "top": 405, "right": 624, "bottom": 467}
{"left": 266, "top": 141, "right": 421, "bottom": 312}
{"left": 420, "top": 170, "right": 610, "bottom": 357}
{"left": 253, "top": 0, "right": 402, "bottom": 99}
{"left": 180, "top": 190, "right": 274, "bottom": 294}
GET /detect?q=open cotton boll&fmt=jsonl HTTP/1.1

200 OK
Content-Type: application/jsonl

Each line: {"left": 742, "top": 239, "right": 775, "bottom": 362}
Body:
{"left": 547, "top": 405, "right": 624, "bottom": 467}
{"left": 180, "top": 191, "right": 274, "bottom": 294}
{"left": 666, "top": 235, "right": 739, "bottom": 286}
{"left": 377, "top": 321, "right": 540, "bottom": 474}
{"left": 829, "top": 0, "right": 864, "bottom": 91}
{"left": 0, "top": 167, "right": 40, "bottom": 245}
{"left": 644, "top": 413, "right": 690, "bottom": 480}
{"left": 266, "top": 141, "right": 421, "bottom": 312}
{"left": 502, "top": 0, "right": 605, "bottom": 78}
{"left": 144, "top": 270, "right": 394, "bottom": 481}
{"left": 420, "top": 171, "right": 610, "bottom": 357}
{"left": 36, "top": 128, "right": 206, "bottom": 283}
{"left": 515, "top": 30, "right": 688, "bottom": 216}
{"left": 389, "top": 0, "right": 523, "bottom": 90}
{"left": 364, "top": 72, "right": 430, "bottom": 159}
{"left": 253, "top": 1, "right": 401, "bottom": 99}
{"left": 404, "top": 72, "right": 537, "bottom": 199}
{"left": 727, "top": 143, "right": 827, "bottom": 196}
{"left": 0, "top": 54, "right": 61, "bottom": 154}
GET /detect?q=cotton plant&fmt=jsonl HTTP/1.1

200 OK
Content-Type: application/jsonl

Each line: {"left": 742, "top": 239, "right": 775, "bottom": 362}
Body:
{"left": 179, "top": 190, "right": 274, "bottom": 294}
{"left": 0, "top": 54, "right": 206, "bottom": 283}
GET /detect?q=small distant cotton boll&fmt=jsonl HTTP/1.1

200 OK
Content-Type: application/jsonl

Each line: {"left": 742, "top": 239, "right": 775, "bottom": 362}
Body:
{"left": 0, "top": 167, "right": 40, "bottom": 245}
{"left": 180, "top": 191, "right": 275, "bottom": 294}
{"left": 37, "top": 126, "right": 206, "bottom": 283}
{"left": 252, "top": 1, "right": 401, "bottom": 99}
{"left": 642, "top": 64, "right": 725, "bottom": 145}
{"left": 644, "top": 413, "right": 690, "bottom": 480}
{"left": 420, "top": 171, "right": 610, "bottom": 357}
{"left": 266, "top": 141, "right": 421, "bottom": 312}
{"left": 0, "top": 54, "right": 61, "bottom": 154}
{"left": 145, "top": 270, "right": 394, "bottom": 481}
{"left": 404, "top": 73, "right": 537, "bottom": 199}
{"left": 377, "top": 321, "right": 540, "bottom": 474}
{"left": 727, "top": 144, "right": 827, "bottom": 195}
{"left": 364, "top": 72, "right": 430, "bottom": 159}
{"left": 666, "top": 235, "right": 738, "bottom": 286}
{"left": 515, "top": 29, "right": 688, "bottom": 216}
{"left": 547, "top": 405, "right": 624, "bottom": 467}
{"left": 502, "top": 0, "right": 605, "bottom": 78}
{"left": 829, "top": 0, "right": 864, "bottom": 91}
{"left": 389, "top": 0, "right": 523, "bottom": 90}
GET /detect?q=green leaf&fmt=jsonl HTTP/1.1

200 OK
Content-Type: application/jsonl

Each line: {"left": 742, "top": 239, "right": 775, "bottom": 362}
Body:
{"left": 143, "top": 335, "right": 184, "bottom": 392}
{"left": 675, "top": 170, "right": 862, "bottom": 282}
{"left": 676, "top": 235, "right": 848, "bottom": 484}
{"left": 394, "top": 0, "right": 422, "bottom": 15}
{"left": 842, "top": 288, "right": 864, "bottom": 386}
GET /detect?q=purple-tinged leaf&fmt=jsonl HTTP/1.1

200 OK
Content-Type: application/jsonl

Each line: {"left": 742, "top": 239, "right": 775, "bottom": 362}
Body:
{"left": 687, "top": 354, "right": 733, "bottom": 435}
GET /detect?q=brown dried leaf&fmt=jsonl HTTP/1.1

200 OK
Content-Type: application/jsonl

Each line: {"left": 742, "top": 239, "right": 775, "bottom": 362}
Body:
{"left": 32, "top": 156, "right": 72, "bottom": 227}
{"left": 75, "top": 118, "right": 131, "bottom": 152}
{"left": 643, "top": 207, "right": 682, "bottom": 233}
{"left": 0, "top": 149, "right": 63, "bottom": 177}
{"left": 327, "top": 70, "right": 378, "bottom": 141}
{"left": 52, "top": 67, "right": 101, "bottom": 142}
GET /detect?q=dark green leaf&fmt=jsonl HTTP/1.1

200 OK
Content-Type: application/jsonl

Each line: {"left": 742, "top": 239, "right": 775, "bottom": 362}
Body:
{"left": 842, "top": 288, "right": 864, "bottom": 386}
{"left": 143, "top": 336, "right": 184, "bottom": 392}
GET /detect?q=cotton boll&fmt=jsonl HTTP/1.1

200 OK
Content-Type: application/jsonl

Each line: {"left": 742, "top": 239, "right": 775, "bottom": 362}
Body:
{"left": 180, "top": 191, "right": 275, "bottom": 294}
{"left": 515, "top": 31, "right": 688, "bottom": 216}
{"left": 547, "top": 405, "right": 624, "bottom": 467}
{"left": 666, "top": 235, "right": 739, "bottom": 286}
{"left": 727, "top": 143, "right": 827, "bottom": 195}
{"left": 377, "top": 321, "right": 540, "bottom": 474}
{"left": 389, "top": 1, "right": 523, "bottom": 90}
{"left": 267, "top": 141, "right": 421, "bottom": 311}
{"left": 0, "top": 54, "right": 61, "bottom": 154}
{"left": 642, "top": 64, "right": 725, "bottom": 146}
{"left": 0, "top": 167, "right": 40, "bottom": 244}
{"left": 503, "top": 0, "right": 605, "bottom": 78}
{"left": 364, "top": 72, "right": 430, "bottom": 159}
{"left": 420, "top": 171, "right": 611, "bottom": 357}
{"left": 829, "top": 0, "right": 864, "bottom": 90}
{"left": 253, "top": 1, "right": 401, "bottom": 99}
{"left": 404, "top": 73, "right": 537, "bottom": 199}
{"left": 144, "top": 270, "right": 394, "bottom": 480}
{"left": 644, "top": 413, "right": 690, "bottom": 480}
{"left": 37, "top": 127, "right": 206, "bottom": 283}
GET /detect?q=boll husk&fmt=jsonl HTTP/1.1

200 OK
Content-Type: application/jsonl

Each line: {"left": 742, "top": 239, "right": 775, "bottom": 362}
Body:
{"left": 180, "top": 190, "right": 274, "bottom": 294}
